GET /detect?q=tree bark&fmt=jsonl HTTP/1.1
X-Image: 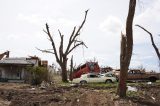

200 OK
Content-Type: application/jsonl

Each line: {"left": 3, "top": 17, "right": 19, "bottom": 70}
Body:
{"left": 69, "top": 56, "right": 73, "bottom": 81}
{"left": 117, "top": 0, "right": 136, "bottom": 97}
{"left": 59, "top": 55, "right": 68, "bottom": 82}
{"left": 61, "top": 62, "right": 68, "bottom": 82}
{"left": 117, "top": 34, "right": 128, "bottom": 97}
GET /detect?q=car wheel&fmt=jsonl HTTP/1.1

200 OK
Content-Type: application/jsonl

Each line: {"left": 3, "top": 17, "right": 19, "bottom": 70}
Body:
{"left": 80, "top": 80, "right": 87, "bottom": 85}
{"left": 105, "top": 79, "right": 112, "bottom": 83}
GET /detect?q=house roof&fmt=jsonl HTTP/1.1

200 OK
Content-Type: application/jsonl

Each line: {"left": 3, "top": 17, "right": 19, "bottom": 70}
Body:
{"left": 0, "top": 57, "right": 37, "bottom": 65}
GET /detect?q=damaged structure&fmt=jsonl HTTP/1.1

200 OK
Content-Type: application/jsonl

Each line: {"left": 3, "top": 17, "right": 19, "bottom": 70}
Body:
{"left": 72, "top": 62, "right": 100, "bottom": 79}
{"left": 0, "top": 51, "right": 48, "bottom": 82}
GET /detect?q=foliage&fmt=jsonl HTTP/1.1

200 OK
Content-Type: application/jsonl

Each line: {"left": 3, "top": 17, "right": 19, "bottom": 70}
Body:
{"left": 27, "top": 66, "right": 48, "bottom": 85}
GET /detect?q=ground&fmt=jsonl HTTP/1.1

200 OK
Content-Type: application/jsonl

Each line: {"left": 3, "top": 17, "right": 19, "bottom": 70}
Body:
{"left": 0, "top": 81, "right": 160, "bottom": 106}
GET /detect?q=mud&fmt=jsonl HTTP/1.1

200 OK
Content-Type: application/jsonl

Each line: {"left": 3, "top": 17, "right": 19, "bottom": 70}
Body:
{"left": 0, "top": 82, "right": 160, "bottom": 106}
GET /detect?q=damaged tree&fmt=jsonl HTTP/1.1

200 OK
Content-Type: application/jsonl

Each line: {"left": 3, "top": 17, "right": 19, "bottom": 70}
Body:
{"left": 69, "top": 56, "right": 73, "bottom": 81}
{"left": 135, "top": 25, "right": 160, "bottom": 62}
{"left": 38, "top": 10, "right": 88, "bottom": 82}
{"left": 117, "top": 0, "right": 136, "bottom": 97}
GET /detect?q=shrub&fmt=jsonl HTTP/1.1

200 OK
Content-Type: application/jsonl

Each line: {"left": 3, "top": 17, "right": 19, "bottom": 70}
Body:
{"left": 27, "top": 66, "right": 48, "bottom": 85}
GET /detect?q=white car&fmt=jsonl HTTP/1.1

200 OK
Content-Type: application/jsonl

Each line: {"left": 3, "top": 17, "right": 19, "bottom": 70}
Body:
{"left": 99, "top": 72, "right": 118, "bottom": 82}
{"left": 72, "top": 73, "right": 117, "bottom": 84}
{"left": 99, "top": 72, "right": 115, "bottom": 77}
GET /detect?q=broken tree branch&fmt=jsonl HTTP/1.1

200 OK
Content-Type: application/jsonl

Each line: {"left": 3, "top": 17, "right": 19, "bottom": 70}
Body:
{"left": 65, "top": 10, "right": 88, "bottom": 55}
{"left": 36, "top": 48, "right": 55, "bottom": 54}
{"left": 72, "top": 10, "right": 88, "bottom": 42}
{"left": 67, "top": 42, "right": 84, "bottom": 55}
{"left": 120, "top": 32, "right": 127, "bottom": 62}
{"left": 45, "top": 23, "right": 60, "bottom": 63}
{"left": 135, "top": 24, "right": 160, "bottom": 61}
{"left": 58, "top": 29, "right": 64, "bottom": 63}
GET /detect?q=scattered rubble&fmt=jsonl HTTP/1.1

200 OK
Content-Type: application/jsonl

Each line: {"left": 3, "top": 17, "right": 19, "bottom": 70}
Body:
{"left": 127, "top": 86, "right": 137, "bottom": 92}
{"left": 39, "top": 81, "right": 50, "bottom": 89}
{"left": 0, "top": 82, "right": 160, "bottom": 106}
{"left": 147, "top": 82, "right": 152, "bottom": 85}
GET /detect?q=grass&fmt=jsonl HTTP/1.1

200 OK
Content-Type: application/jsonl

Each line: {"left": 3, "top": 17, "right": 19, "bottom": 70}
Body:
{"left": 127, "top": 80, "right": 160, "bottom": 87}
{"left": 127, "top": 91, "right": 139, "bottom": 97}
{"left": 87, "top": 82, "right": 118, "bottom": 88}
{"left": 51, "top": 75, "right": 160, "bottom": 99}
{"left": 52, "top": 73, "right": 160, "bottom": 89}
{"left": 51, "top": 75, "right": 160, "bottom": 101}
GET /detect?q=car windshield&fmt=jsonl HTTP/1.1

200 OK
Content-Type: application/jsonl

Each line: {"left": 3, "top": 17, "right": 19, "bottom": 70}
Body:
{"left": 105, "top": 74, "right": 113, "bottom": 77}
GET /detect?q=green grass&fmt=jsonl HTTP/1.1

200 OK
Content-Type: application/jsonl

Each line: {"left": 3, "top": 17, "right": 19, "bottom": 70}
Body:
{"left": 52, "top": 74, "right": 160, "bottom": 89}
{"left": 87, "top": 82, "right": 118, "bottom": 88}
{"left": 127, "top": 91, "right": 139, "bottom": 97}
{"left": 127, "top": 80, "right": 160, "bottom": 87}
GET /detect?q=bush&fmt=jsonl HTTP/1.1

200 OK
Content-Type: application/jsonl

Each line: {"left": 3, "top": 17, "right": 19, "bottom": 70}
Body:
{"left": 27, "top": 66, "right": 48, "bottom": 85}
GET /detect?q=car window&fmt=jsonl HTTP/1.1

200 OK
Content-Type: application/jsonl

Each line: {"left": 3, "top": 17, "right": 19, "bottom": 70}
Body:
{"left": 105, "top": 74, "right": 113, "bottom": 77}
{"left": 100, "top": 74, "right": 104, "bottom": 77}
{"left": 88, "top": 74, "right": 98, "bottom": 78}
{"left": 128, "top": 71, "right": 132, "bottom": 74}
{"left": 128, "top": 70, "right": 141, "bottom": 74}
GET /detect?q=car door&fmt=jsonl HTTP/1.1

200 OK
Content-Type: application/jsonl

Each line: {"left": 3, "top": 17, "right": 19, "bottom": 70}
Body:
{"left": 128, "top": 70, "right": 142, "bottom": 81}
{"left": 88, "top": 74, "right": 100, "bottom": 83}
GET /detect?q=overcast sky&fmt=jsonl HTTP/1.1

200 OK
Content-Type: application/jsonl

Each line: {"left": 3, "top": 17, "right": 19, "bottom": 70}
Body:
{"left": 0, "top": 0, "right": 160, "bottom": 71}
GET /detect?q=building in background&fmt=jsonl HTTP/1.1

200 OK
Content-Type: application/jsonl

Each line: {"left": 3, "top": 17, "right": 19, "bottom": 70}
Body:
{"left": 0, "top": 54, "right": 48, "bottom": 82}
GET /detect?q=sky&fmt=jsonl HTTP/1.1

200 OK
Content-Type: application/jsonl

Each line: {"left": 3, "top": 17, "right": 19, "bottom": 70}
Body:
{"left": 0, "top": 0, "right": 160, "bottom": 71}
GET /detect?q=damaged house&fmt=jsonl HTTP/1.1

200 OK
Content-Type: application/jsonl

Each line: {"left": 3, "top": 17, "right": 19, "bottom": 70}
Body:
{"left": 0, "top": 51, "right": 48, "bottom": 82}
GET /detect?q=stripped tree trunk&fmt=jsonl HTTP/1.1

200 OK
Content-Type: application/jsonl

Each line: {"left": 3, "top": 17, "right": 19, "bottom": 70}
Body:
{"left": 69, "top": 56, "right": 73, "bottom": 81}
{"left": 117, "top": 33, "right": 128, "bottom": 97}
{"left": 117, "top": 0, "right": 136, "bottom": 97}
{"left": 61, "top": 57, "right": 68, "bottom": 82}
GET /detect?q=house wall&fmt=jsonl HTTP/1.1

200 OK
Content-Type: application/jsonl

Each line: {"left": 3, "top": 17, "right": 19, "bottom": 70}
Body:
{"left": 0, "top": 65, "right": 29, "bottom": 80}
{"left": 0, "top": 67, "right": 6, "bottom": 78}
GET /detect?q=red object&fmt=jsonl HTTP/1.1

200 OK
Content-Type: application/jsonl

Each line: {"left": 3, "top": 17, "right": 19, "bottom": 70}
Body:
{"left": 72, "top": 62, "right": 100, "bottom": 78}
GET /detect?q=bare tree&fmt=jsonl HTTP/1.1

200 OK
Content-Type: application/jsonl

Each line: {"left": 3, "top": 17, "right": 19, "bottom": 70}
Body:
{"left": 38, "top": 10, "right": 88, "bottom": 82}
{"left": 135, "top": 25, "right": 160, "bottom": 62}
{"left": 117, "top": 0, "right": 136, "bottom": 97}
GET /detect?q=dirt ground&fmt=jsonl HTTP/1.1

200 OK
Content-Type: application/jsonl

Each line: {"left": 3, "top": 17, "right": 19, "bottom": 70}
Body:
{"left": 0, "top": 82, "right": 160, "bottom": 106}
